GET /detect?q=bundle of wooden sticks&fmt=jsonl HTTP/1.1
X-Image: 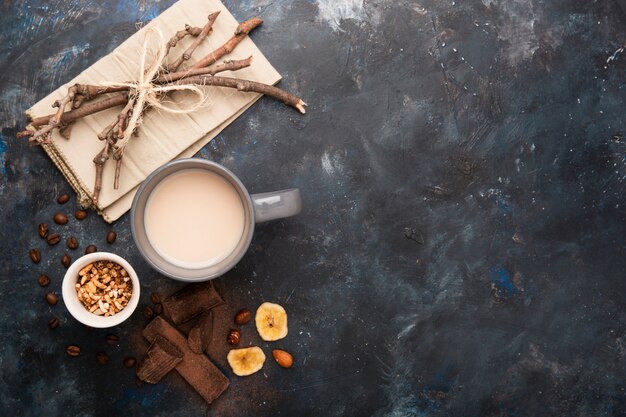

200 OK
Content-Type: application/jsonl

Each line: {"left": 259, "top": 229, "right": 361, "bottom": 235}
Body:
{"left": 17, "top": 12, "right": 305, "bottom": 204}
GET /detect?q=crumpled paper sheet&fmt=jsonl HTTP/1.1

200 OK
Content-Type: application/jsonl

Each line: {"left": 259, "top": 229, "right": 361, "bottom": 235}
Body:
{"left": 26, "top": 0, "right": 281, "bottom": 223}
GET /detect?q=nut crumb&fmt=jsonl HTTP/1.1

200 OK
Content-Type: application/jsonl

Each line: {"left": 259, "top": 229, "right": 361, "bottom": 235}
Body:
{"left": 75, "top": 260, "right": 132, "bottom": 316}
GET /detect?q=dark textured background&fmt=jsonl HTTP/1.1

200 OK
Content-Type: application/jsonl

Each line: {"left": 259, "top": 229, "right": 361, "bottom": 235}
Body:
{"left": 1, "top": 0, "right": 625, "bottom": 416}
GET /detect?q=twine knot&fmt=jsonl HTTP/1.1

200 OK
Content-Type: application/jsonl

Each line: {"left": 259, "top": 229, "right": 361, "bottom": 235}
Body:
{"left": 101, "top": 27, "right": 205, "bottom": 155}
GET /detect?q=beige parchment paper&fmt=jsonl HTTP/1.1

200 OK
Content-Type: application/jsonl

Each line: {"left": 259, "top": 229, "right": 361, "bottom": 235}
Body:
{"left": 26, "top": 0, "right": 281, "bottom": 223}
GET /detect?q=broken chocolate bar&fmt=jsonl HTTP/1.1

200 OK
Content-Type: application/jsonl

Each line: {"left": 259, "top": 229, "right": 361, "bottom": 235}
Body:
{"left": 188, "top": 310, "right": 213, "bottom": 354}
{"left": 137, "top": 334, "right": 183, "bottom": 384}
{"left": 143, "top": 316, "right": 229, "bottom": 404}
{"left": 162, "top": 281, "right": 224, "bottom": 324}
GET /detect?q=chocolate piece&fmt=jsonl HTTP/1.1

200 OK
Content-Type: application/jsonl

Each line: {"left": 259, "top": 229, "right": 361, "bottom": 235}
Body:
{"left": 142, "top": 316, "right": 229, "bottom": 404}
{"left": 205, "top": 302, "right": 229, "bottom": 361}
{"left": 187, "top": 310, "right": 213, "bottom": 354}
{"left": 137, "top": 334, "right": 183, "bottom": 384}
{"left": 162, "top": 282, "right": 223, "bottom": 324}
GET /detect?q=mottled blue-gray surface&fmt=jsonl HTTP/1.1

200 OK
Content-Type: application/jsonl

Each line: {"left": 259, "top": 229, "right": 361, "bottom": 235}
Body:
{"left": 1, "top": 0, "right": 625, "bottom": 416}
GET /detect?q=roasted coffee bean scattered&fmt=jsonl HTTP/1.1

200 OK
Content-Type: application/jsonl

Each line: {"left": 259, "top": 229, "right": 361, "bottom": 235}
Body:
{"left": 45, "top": 292, "right": 58, "bottom": 305}
{"left": 75, "top": 210, "right": 88, "bottom": 220}
{"left": 106, "top": 231, "right": 117, "bottom": 244}
{"left": 38, "top": 274, "right": 50, "bottom": 287}
{"left": 105, "top": 334, "right": 119, "bottom": 345}
{"left": 234, "top": 308, "right": 251, "bottom": 325}
{"left": 67, "top": 236, "right": 78, "bottom": 250}
{"left": 66, "top": 345, "right": 81, "bottom": 357}
{"left": 153, "top": 303, "right": 163, "bottom": 315}
{"left": 150, "top": 293, "right": 161, "bottom": 305}
{"left": 53, "top": 212, "right": 68, "bottom": 225}
{"left": 123, "top": 357, "right": 137, "bottom": 368}
{"left": 61, "top": 253, "right": 71, "bottom": 268}
{"left": 47, "top": 233, "right": 61, "bottom": 246}
{"left": 29, "top": 248, "right": 41, "bottom": 264}
{"left": 48, "top": 317, "right": 60, "bottom": 329}
{"left": 96, "top": 352, "right": 109, "bottom": 365}
{"left": 38, "top": 223, "right": 49, "bottom": 239}
{"left": 57, "top": 193, "right": 70, "bottom": 204}
{"left": 227, "top": 329, "right": 241, "bottom": 345}
{"left": 143, "top": 306, "right": 154, "bottom": 319}
{"left": 84, "top": 245, "right": 97, "bottom": 254}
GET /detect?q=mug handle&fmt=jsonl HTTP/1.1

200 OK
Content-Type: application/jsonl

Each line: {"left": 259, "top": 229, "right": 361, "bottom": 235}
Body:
{"left": 251, "top": 188, "right": 302, "bottom": 223}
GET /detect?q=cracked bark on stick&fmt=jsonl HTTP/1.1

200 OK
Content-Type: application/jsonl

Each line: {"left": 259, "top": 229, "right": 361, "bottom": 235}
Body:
{"left": 16, "top": 11, "right": 306, "bottom": 206}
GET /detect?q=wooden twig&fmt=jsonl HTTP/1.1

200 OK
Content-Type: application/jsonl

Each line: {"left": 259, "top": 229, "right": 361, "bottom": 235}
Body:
{"left": 109, "top": 99, "right": 135, "bottom": 190}
{"left": 98, "top": 119, "right": 119, "bottom": 141}
{"left": 169, "top": 75, "right": 306, "bottom": 113}
{"left": 165, "top": 24, "right": 204, "bottom": 56}
{"left": 71, "top": 84, "right": 126, "bottom": 109}
{"left": 92, "top": 142, "right": 110, "bottom": 204}
{"left": 28, "top": 93, "right": 128, "bottom": 128}
{"left": 116, "top": 99, "right": 135, "bottom": 139}
{"left": 156, "top": 56, "right": 253, "bottom": 83}
{"left": 113, "top": 157, "right": 123, "bottom": 190}
{"left": 28, "top": 88, "right": 76, "bottom": 142}
{"left": 167, "top": 12, "right": 220, "bottom": 72}
{"left": 190, "top": 17, "right": 263, "bottom": 69}
{"left": 58, "top": 122, "right": 74, "bottom": 140}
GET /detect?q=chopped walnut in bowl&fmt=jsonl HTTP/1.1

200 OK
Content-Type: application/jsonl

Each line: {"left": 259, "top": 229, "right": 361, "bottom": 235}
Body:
{"left": 62, "top": 252, "right": 140, "bottom": 328}
{"left": 75, "top": 260, "right": 133, "bottom": 316}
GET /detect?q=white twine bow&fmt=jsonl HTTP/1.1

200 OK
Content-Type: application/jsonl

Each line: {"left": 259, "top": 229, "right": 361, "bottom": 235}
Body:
{"left": 101, "top": 27, "right": 206, "bottom": 153}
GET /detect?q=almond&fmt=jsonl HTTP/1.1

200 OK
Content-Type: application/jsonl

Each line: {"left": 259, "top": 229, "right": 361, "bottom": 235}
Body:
{"left": 272, "top": 349, "right": 293, "bottom": 368}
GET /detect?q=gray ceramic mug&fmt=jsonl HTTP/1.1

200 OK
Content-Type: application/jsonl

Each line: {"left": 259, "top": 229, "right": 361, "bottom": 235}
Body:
{"left": 130, "top": 158, "right": 302, "bottom": 281}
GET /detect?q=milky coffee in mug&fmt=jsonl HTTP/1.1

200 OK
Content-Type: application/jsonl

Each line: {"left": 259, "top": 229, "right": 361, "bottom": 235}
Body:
{"left": 131, "top": 159, "right": 302, "bottom": 281}
{"left": 144, "top": 169, "right": 246, "bottom": 269}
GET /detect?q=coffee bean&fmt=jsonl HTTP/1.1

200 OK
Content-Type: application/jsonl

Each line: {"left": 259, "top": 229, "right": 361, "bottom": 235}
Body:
{"left": 234, "top": 308, "right": 251, "bottom": 325}
{"left": 105, "top": 334, "right": 119, "bottom": 345}
{"left": 85, "top": 245, "right": 97, "bottom": 254}
{"left": 37, "top": 274, "right": 50, "bottom": 287}
{"left": 106, "top": 231, "right": 117, "bottom": 244}
{"left": 29, "top": 248, "right": 41, "bottom": 264}
{"left": 48, "top": 317, "right": 60, "bottom": 329}
{"left": 66, "top": 345, "right": 80, "bottom": 357}
{"left": 45, "top": 292, "right": 58, "bottom": 305}
{"left": 227, "top": 329, "right": 241, "bottom": 345}
{"left": 61, "top": 253, "right": 71, "bottom": 268}
{"left": 57, "top": 193, "right": 70, "bottom": 204}
{"left": 53, "top": 212, "right": 68, "bottom": 225}
{"left": 47, "top": 233, "right": 61, "bottom": 246}
{"left": 74, "top": 210, "right": 88, "bottom": 220}
{"left": 142, "top": 305, "right": 154, "bottom": 319}
{"left": 135, "top": 376, "right": 145, "bottom": 388}
{"left": 153, "top": 303, "right": 163, "bottom": 315}
{"left": 38, "top": 223, "right": 49, "bottom": 239}
{"left": 150, "top": 293, "right": 161, "bottom": 305}
{"left": 96, "top": 352, "right": 109, "bottom": 365}
{"left": 67, "top": 236, "right": 78, "bottom": 250}
{"left": 123, "top": 356, "right": 137, "bottom": 368}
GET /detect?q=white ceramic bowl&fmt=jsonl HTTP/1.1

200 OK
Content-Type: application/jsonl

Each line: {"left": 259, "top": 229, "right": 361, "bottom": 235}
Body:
{"left": 62, "top": 252, "right": 140, "bottom": 328}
